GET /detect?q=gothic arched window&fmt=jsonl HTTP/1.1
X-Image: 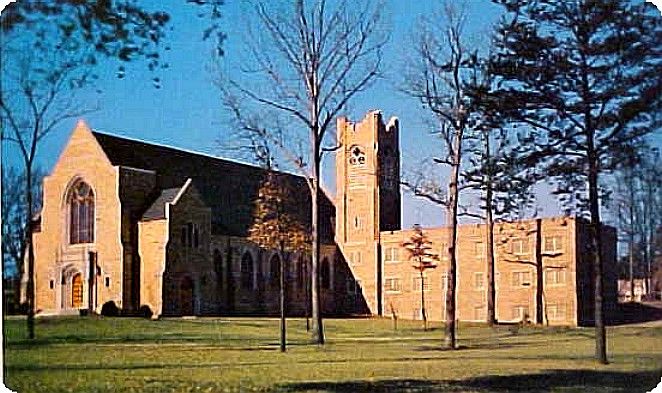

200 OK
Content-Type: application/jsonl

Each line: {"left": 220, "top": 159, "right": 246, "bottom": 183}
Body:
{"left": 321, "top": 258, "right": 331, "bottom": 290}
{"left": 269, "top": 254, "right": 281, "bottom": 288}
{"left": 68, "top": 181, "right": 95, "bottom": 244}
{"left": 240, "top": 252, "right": 254, "bottom": 290}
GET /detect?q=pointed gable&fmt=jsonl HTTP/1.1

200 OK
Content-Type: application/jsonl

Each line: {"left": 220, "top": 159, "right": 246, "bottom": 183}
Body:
{"left": 50, "top": 120, "right": 114, "bottom": 176}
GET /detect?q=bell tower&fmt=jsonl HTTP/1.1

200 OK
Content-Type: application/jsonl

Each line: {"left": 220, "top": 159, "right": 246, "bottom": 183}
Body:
{"left": 336, "top": 111, "right": 401, "bottom": 314}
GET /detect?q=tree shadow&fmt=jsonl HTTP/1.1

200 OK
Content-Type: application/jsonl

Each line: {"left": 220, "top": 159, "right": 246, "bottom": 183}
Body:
{"left": 277, "top": 369, "right": 662, "bottom": 392}
{"left": 609, "top": 302, "right": 662, "bottom": 326}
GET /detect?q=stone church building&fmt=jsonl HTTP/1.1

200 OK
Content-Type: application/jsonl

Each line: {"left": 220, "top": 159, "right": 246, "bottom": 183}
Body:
{"left": 26, "top": 111, "right": 617, "bottom": 325}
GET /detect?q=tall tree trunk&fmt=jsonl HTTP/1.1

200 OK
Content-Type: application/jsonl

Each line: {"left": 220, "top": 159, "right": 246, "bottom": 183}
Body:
{"left": 420, "top": 269, "right": 427, "bottom": 331}
{"left": 628, "top": 162, "right": 636, "bottom": 302}
{"left": 485, "top": 136, "right": 496, "bottom": 326}
{"left": 588, "top": 153, "right": 608, "bottom": 364}
{"left": 535, "top": 218, "right": 544, "bottom": 325}
{"left": 486, "top": 202, "right": 496, "bottom": 326}
{"left": 280, "top": 245, "right": 286, "bottom": 352}
{"left": 310, "top": 137, "right": 324, "bottom": 344}
{"left": 25, "top": 166, "right": 35, "bottom": 339}
{"left": 444, "top": 130, "right": 462, "bottom": 350}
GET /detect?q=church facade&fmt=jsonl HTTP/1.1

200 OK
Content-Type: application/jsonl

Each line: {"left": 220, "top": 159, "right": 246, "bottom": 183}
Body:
{"left": 26, "top": 111, "right": 617, "bottom": 325}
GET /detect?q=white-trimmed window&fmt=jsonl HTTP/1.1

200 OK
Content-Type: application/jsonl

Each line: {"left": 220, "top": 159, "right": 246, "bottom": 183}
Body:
{"left": 474, "top": 305, "right": 486, "bottom": 321}
{"left": 384, "top": 277, "right": 402, "bottom": 293}
{"left": 439, "top": 243, "right": 449, "bottom": 261}
{"left": 545, "top": 268, "right": 567, "bottom": 286}
{"left": 543, "top": 235, "right": 564, "bottom": 254}
{"left": 512, "top": 271, "right": 532, "bottom": 287}
{"left": 546, "top": 302, "right": 566, "bottom": 321}
{"left": 353, "top": 216, "right": 364, "bottom": 231}
{"left": 511, "top": 238, "right": 530, "bottom": 255}
{"left": 475, "top": 242, "right": 485, "bottom": 258}
{"left": 412, "top": 275, "right": 431, "bottom": 292}
{"left": 512, "top": 305, "right": 530, "bottom": 321}
{"left": 383, "top": 247, "right": 399, "bottom": 263}
{"left": 474, "top": 272, "right": 485, "bottom": 290}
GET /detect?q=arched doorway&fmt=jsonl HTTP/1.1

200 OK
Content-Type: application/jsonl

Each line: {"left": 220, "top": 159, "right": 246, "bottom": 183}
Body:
{"left": 179, "top": 276, "right": 194, "bottom": 316}
{"left": 71, "top": 273, "right": 83, "bottom": 308}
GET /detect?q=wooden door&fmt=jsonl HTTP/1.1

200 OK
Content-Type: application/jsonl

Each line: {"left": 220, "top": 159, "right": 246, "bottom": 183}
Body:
{"left": 72, "top": 273, "right": 83, "bottom": 308}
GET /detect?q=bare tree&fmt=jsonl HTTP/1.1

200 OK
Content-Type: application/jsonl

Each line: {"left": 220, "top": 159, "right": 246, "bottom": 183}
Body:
{"left": 1, "top": 166, "right": 44, "bottom": 311}
{"left": 215, "top": 0, "right": 387, "bottom": 344}
{"left": 1, "top": 33, "right": 99, "bottom": 338}
{"left": 403, "top": 2, "right": 487, "bottom": 350}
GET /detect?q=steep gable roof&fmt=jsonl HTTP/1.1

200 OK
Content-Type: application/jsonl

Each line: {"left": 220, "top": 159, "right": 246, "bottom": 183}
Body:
{"left": 141, "top": 186, "right": 184, "bottom": 221}
{"left": 92, "top": 131, "right": 335, "bottom": 241}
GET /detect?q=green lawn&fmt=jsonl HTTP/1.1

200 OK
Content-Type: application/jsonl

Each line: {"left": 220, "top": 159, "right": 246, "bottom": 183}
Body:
{"left": 3, "top": 316, "right": 661, "bottom": 392}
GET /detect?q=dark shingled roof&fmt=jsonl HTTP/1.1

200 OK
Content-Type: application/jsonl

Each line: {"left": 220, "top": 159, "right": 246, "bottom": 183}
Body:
{"left": 92, "top": 131, "right": 335, "bottom": 241}
{"left": 141, "top": 186, "right": 184, "bottom": 221}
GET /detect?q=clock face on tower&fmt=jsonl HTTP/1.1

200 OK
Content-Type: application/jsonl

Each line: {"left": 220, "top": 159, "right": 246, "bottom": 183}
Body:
{"left": 349, "top": 145, "right": 366, "bottom": 166}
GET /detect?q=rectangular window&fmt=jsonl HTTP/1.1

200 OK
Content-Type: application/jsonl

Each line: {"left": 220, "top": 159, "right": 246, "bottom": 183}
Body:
{"left": 441, "top": 273, "right": 448, "bottom": 291}
{"left": 384, "top": 277, "right": 402, "bottom": 293}
{"left": 475, "top": 242, "right": 485, "bottom": 258}
{"left": 49, "top": 280, "right": 54, "bottom": 290}
{"left": 105, "top": 277, "right": 110, "bottom": 288}
{"left": 350, "top": 251, "right": 362, "bottom": 265}
{"left": 545, "top": 268, "right": 566, "bottom": 286}
{"left": 474, "top": 305, "right": 486, "bottom": 321}
{"left": 474, "top": 272, "right": 485, "bottom": 290}
{"left": 512, "top": 271, "right": 532, "bottom": 287}
{"left": 512, "top": 305, "right": 530, "bottom": 321}
{"left": 543, "top": 235, "right": 563, "bottom": 253}
{"left": 546, "top": 302, "right": 566, "bottom": 321}
{"left": 512, "top": 238, "right": 530, "bottom": 255}
{"left": 383, "top": 247, "right": 399, "bottom": 263}
{"left": 439, "top": 243, "right": 449, "bottom": 261}
{"left": 412, "top": 275, "right": 430, "bottom": 292}
{"left": 353, "top": 216, "right": 363, "bottom": 232}
{"left": 181, "top": 227, "right": 187, "bottom": 247}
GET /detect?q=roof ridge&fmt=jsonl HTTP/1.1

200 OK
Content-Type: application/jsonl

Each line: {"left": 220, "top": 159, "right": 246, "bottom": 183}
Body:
{"left": 91, "top": 130, "right": 312, "bottom": 181}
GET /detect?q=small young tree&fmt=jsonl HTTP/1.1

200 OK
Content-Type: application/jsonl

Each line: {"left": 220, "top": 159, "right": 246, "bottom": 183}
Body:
{"left": 403, "top": 225, "right": 439, "bottom": 331}
{"left": 248, "top": 172, "right": 310, "bottom": 352}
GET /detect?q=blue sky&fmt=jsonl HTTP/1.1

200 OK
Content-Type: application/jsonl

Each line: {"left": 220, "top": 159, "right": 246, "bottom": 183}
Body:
{"left": 2, "top": 0, "right": 660, "bottom": 230}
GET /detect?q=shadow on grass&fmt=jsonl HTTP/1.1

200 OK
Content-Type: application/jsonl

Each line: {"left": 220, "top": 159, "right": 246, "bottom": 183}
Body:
{"left": 609, "top": 302, "right": 662, "bottom": 326}
{"left": 277, "top": 369, "right": 662, "bottom": 392}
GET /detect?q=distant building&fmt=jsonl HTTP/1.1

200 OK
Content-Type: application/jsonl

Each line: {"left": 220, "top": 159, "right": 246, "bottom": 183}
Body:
{"left": 24, "top": 111, "right": 618, "bottom": 325}
{"left": 618, "top": 279, "right": 648, "bottom": 302}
